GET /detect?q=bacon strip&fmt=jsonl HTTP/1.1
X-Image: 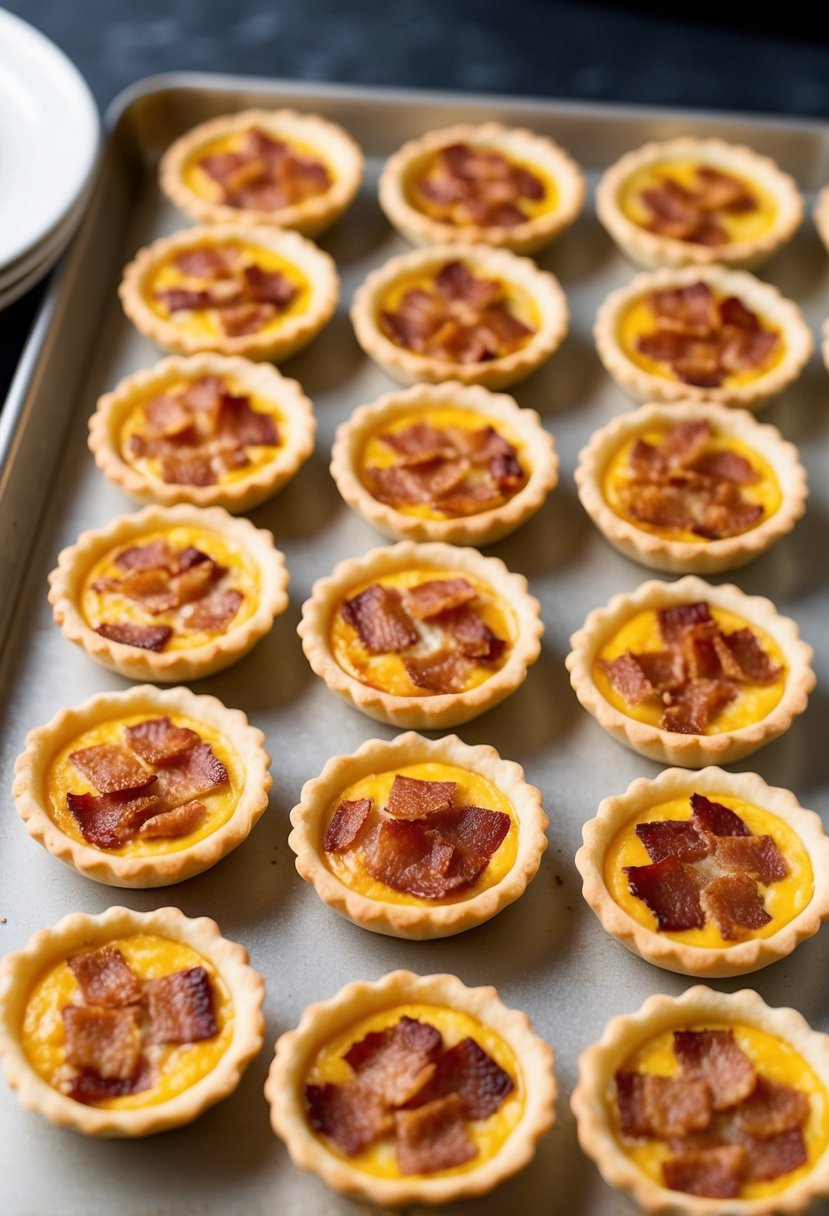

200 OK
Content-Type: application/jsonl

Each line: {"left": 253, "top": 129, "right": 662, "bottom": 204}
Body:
{"left": 345, "top": 1016, "right": 442, "bottom": 1107}
{"left": 662, "top": 1144, "right": 747, "bottom": 1198}
{"left": 387, "top": 775, "right": 457, "bottom": 819}
{"left": 304, "top": 1080, "right": 393, "bottom": 1155}
{"left": 615, "top": 1071, "right": 712, "bottom": 1139}
{"left": 124, "top": 717, "right": 199, "bottom": 766}
{"left": 341, "top": 584, "right": 419, "bottom": 654}
{"left": 68, "top": 945, "right": 142, "bottom": 1007}
{"left": 403, "top": 578, "right": 477, "bottom": 620}
{"left": 404, "top": 650, "right": 473, "bottom": 694}
{"left": 155, "top": 741, "right": 229, "bottom": 809}
{"left": 137, "top": 800, "right": 207, "bottom": 839}
{"left": 732, "top": 1077, "right": 810, "bottom": 1137}
{"left": 673, "top": 1030, "right": 756, "bottom": 1110}
{"left": 62, "top": 1005, "right": 141, "bottom": 1081}
{"left": 68, "top": 743, "right": 155, "bottom": 796}
{"left": 144, "top": 966, "right": 218, "bottom": 1045}
{"left": 690, "top": 793, "right": 750, "bottom": 837}
{"left": 624, "top": 856, "right": 705, "bottom": 932}
{"left": 362, "top": 819, "right": 463, "bottom": 900}
{"left": 713, "top": 835, "right": 788, "bottom": 884}
{"left": 66, "top": 790, "right": 162, "bottom": 849}
{"left": 635, "top": 819, "right": 709, "bottom": 864}
{"left": 404, "top": 1037, "right": 514, "bottom": 1119}
{"left": 323, "top": 797, "right": 373, "bottom": 852}
{"left": 394, "top": 1094, "right": 478, "bottom": 1174}
{"left": 94, "top": 622, "right": 173, "bottom": 651}
{"left": 701, "top": 873, "right": 772, "bottom": 940}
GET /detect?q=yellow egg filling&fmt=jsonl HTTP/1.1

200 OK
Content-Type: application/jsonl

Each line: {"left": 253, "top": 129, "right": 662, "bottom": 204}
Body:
{"left": 603, "top": 794, "right": 813, "bottom": 947}
{"left": 306, "top": 1002, "right": 524, "bottom": 1178}
{"left": 619, "top": 159, "right": 778, "bottom": 244}
{"left": 182, "top": 131, "right": 333, "bottom": 204}
{"left": 406, "top": 147, "right": 559, "bottom": 225}
{"left": 81, "top": 525, "right": 260, "bottom": 652}
{"left": 322, "top": 761, "right": 517, "bottom": 904}
{"left": 593, "top": 605, "right": 786, "bottom": 733}
{"left": 330, "top": 567, "right": 516, "bottom": 697}
{"left": 615, "top": 1022, "right": 829, "bottom": 1200}
{"left": 22, "top": 934, "right": 233, "bottom": 1110}
{"left": 379, "top": 267, "right": 540, "bottom": 343}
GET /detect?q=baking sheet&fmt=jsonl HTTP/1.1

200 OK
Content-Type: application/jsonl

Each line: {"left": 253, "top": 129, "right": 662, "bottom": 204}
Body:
{"left": 1, "top": 75, "right": 829, "bottom": 1215}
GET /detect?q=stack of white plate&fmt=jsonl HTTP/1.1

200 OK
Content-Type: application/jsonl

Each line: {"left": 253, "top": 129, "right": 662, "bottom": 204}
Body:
{"left": 0, "top": 9, "right": 99, "bottom": 309}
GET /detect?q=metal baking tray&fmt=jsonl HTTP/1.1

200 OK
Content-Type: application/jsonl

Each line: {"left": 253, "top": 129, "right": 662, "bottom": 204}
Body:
{"left": 1, "top": 75, "right": 828, "bottom": 1216}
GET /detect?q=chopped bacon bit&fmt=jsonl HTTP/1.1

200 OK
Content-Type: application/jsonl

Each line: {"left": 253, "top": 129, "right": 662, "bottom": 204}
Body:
{"left": 304, "top": 1080, "right": 393, "bottom": 1155}
{"left": 94, "top": 622, "right": 173, "bottom": 651}
{"left": 387, "top": 775, "right": 457, "bottom": 819}
{"left": 379, "top": 422, "right": 457, "bottom": 465}
{"left": 62, "top": 1005, "right": 141, "bottom": 1080}
{"left": 219, "top": 301, "right": 278, "bottom": 337}
{"left": 170, "top": 557, "right": 224, "bottom": 606}
{"left": 701, "top": 873, "right": 772, "bottom": 940}
{"left": 690, "top": 793, "right": 751, "bottom": 838}
{"left": 323, "top": 797, "right": 373, "bottom": 852}
{"left": 94, "top": 567, "right": 180, "bottom": 615}
{"left": 713, "top": 834, "right": 788, "bottom": 884}
{"left": 341, "top": 583, "right": 419, "bottom": 654}
{"left": 144, "top": 966, "right": 218, "bottom": 1045}
{"left": 658, "top": 601, "right": 713, "bottom": 643}
{"left": 395, "top": 1094, "right": 478, "bottom": 1175}
{"left": 137, "top": 800, "right": 207, "bottom": 839}
{"left": 156, "top": 288, "right": 216, "bottom": 313}
{"left": 674, "top": 1030, "right": 757, "bottom": 1110}
{"left": 217, "top": 394, "right": 279, "bottom": 447}
{"left": 404, "top": 650, "right": 473, "bottom": 694}
{"left": 65, "top": 1060, "right": 153, "bottom": 1104}
{"left": 124, "top": 716, "right": 199, "bottom": 766}
{"left": 650, "top": 284, "right": 720, "bottom": 336}
{"left": 415, "top": 142, "right": 544, "bottom": 231}
{"left": 739, "top": 1127, "right": 808, "bottom": 1182}
{"left": 635, "top": 819, "right": 709, "bottom": 864}
{"left": 437, "top": 604, "right": 505, "bottom": 662}
{"left": 68, "top": 743, "right": 155, "bottom": 796}
{"left": 641, "top": 166, "right": 756, "bottom": 251}
{"left": 721, "top": 628, "right": 783, "bottom": 682}
{"left": 437, "top": 482, "right": 504, "bottom": 516}
{"left": 660, "top": 677, "right": 737, "bottom": 734}
{"left": 68, "top": 945, "right": 142, "bottom": 1007}
{"left": 175, "top": 246, "right": 239, "bottom": 279}
{"left": 732, "top": 1077, "right": 810, "bottom": 1138}
{"left": 113, "top": 539, "right": 174, "bottom": 572}
{"left": 181, "top": 588, "right": 243, "bottom": 632}
{"left": 599, "top": 652, "right": 656, "bottom": 705}
{"left": 181, "top": 375, "right": 225, "bottom": 414}
{"left": 405, "top": 1037, "right": 514, "bottom": 1119}
{"left": 66, "top": 790, "right": 162, "bottom": 849}
{"left": 369, "top": 458, "right": 471, "bottom": 507}
{"left": 691, "top": 448, "right": 759, "bottom": 484}
{"left": 143, "top": 393, "right": 195, "bottom": 440}
{"left": 663, "top": 1144, "right": 747, "bottom": 1198}
{"left": 198, "top": 126, "right": 331, "bottom": 211}
{"left": 155, "top": 741, "right": 229, "bottom": 809}
{"left": 154, "top": 241, "right": 297, "bottom": 336}
{"left": 427, "top": 805, "right": 511, "bottom": 879}
{"left": 436, "top": 260, "right": 500, "bottom": 305}
{"left": 615, "top": 1071, "right": 712, "bottom": 1139}
{"left": 242, "top": 264, "right": 296, "bottom": 306}
{"left": 624, "top": 855, "right": 705, "bottom": 932}
{"left": 345, "top": 1016, "right": 443, "bottom": 1106}
{"left": 362, "top": 819, "right": 462, "bottom": 899}
{"left": 403, "top": 578, "right": 477, "bottom": 620}
{"left": 160, "top": 453, "right": 216, "bottom": 486}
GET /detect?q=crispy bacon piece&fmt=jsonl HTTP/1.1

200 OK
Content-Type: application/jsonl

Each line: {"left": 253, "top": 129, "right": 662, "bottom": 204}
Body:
{"left": 404, "top": 1037, "right": 514, "bottom": 1119}
{"left": 690, "top": 793, "right": 750, "bottom": 837}
{"left": 437, "top": 604, "right": 506, "bottom": 662}
{"left": 599, "top": 652, "right": 656, "bottom": 705}
{"left": 144, "top": 966, "right": 218, "bottom": 1045}
{"left": 403, "top": 578, "right": 477, "bottom": 619}
{"left": 199, "top": 126, "right": 331, "bottom": 210}
{"left": 68, "top": 945, "right": 142, "bottom": 1007}
{"left": 662, "top": 1144, "right": 747, "bottom": 1198}
{"left": 160, "top": 453, "right": 216, "bottom": 486}
{"left": 691, "top": 448, "right": 759, "bottom": 484}
{"left": 114, "top": 539, "right": 174, "bottom": 572}
{"left": 137, "top": 800, "right": 207, "bottom": 839}
{"left": 362, "top": 819, "right": 462, "bottom": 899}
{"left": 658, "top": 601, "right": 713, "bottom": 643}
{"left": 175, "top": 246, "right": 239, "bottom": 279}
{"left": 649, "top": 284, "right": 720, "bottom": 336}
{"left": 369, "top": 458, "right": 472, "bottom": 508}
{"left": 217, "top": 393, "right": 279, "bottom": 447}
{"left": 701, "top": 873, "right": 772, "bottom": 940}
{"left": 427, "top": 805, "right": 511, "bottom": 879}
{"left": 437, "top": 482, "right": 504, "bottom": 516}
{"left": 387, "top": 775, "right": 457, "bottom": 819}
{"left": 124, "top": 716, "right": 199, "bottom": 766}
{"left": 415, "top": 142, "right": 544, "bottom": 230}
{"left": 721, "top": 628, "right": 782, "bottom": 682}
{"left": 219, "top": 301, "right": 278, "bottom": 336}
{"left": 615, "top": 1071, "right": 712, "bottom": 1139}
{"left": 642, "top": 166, "right": 756, "bottom": 251}
{"left": 395, "top": 1094, "right": 478, "bottom": 1174}
{"left": 62, "top": 1005, "right": 141, "bottom": 1080}
{"left": 242, "top": 264, "right": 296, "bottom": 306}
{"left": 181, "top": 588, "right": 243, "bottom": 632}
{"left": 379, "top": 422, "right": 457, "bottom": 464}
{"left": 345, "top": 1016, "right": 443, "bottom": 1106}
{"left": 713, "top": 834, "right": 788, "bottom": 884}
{"left": 660, "top": 677, "right": 737, "bottom": 734}
{"left": 624, "top": 855, "right": 705, "bottom": 931}
{"left": 635, "top": 819, "right": 709, "bottom": 864}
{"left": 673, "top": 1030, "right": 757, "bottom": 1110}
{"left": 143, "top": 393, "right": 195, "bottom": 440}
{"left": 94, "top": 622, "right": 173, "bottom": 652}
{"left": 69, "top": 743, "right": 155, "bottom": 795}
{"left": 323, "top": 797, "right": 373, "bottom": 852}
{"left": 155, "top": 288, "right": 216, "bottom": 313}
{"left": 341, "top": 583, "right": 419, "bottom": 654}
{"left": 65, "top": 1060, "right": 153, "bottom": 1104}
{"left": 155, "top": 741, "right": 229, "bottom": 809}
{"left": 739, "top": 1128, "right": 808, "bottom": 1182}
{"left": 304, "top": 1080, "right": 393, "bottom": 1155}
{"left": 404, "top": 650, "right": 473, "bottom": 694}
{"left": 66, "top": 790, "right": 162, "bottom": 849}
{"left": 731, "top": 1077, "right": 809, "bottom": 1137}
{"left": 182, "top": 375, "right": 225, "bottom": 414}
{"left": 93, "top": 567, "right": 180, "bottom": 615}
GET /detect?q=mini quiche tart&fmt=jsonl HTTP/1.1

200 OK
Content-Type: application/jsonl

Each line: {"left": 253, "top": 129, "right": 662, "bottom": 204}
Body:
{"left": 88, "top": 354, "right": 316, "bottom": 511}
{"left": 265, "top": 969, "right": 556, "bottom": 1206}
{"left": 350, "top": 244, "right": 568, "bottom": 389}
{"left": 378, "top": 121, "right": 585, "bottom": 254}
{"left": 594, "top": 265, "right": 812, "bottom": 410}
{"left": 575, "top": 401, "right": 807, "bottom": 574}
{"left": 47, "top": 504, "right": 289, "bottom": 683}
{"left": 159, "top": 108, "right": 363, "bottom": 236}
{"left": 118, "top": 223, "right": 338, "bottom": 360}
{"left": 329, "top": 380, "right": 558, "bottom": 545}
{"left": 596, "top": 137, "right": 804, "bottom": 270}
{"left": 298, "top": 541, "right": 543, "bottom": 728}
{"left": 0, "top": 905, "right": 264, "bottom": 1136}
{"left": 572, "top": 985, "right": 829, "bottom": 1213}
{"left": 13, "top": 684, "right": 271, "bottom": 887}
{"left": 289, "top": 731, "right": 547, "bottom": 939}
{"left": 576, "top": 766, "right": 829, "bottom": 978}
{"left": 565, "top": 574, "right": 814, "bottom": 768}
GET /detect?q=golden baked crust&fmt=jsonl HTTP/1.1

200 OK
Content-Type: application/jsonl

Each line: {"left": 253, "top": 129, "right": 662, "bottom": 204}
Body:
{"left": 378, "top": 121, "right": 585, "bottom": 254}
{"left": 47, "top": 503, "right": 289, "bottom": 682}
{"left": 329, "top": 380, "right": 558, "bottom": 545}
{"left": 574, "top": 400, "right": 808, "bottom": 574}
{"left": 350, "top": 243, "right": 568, "bottom": 389}
{"left": 88, "top": 353, "right": 316, "bottom": 511}
{"left": 576, "top": 765, "right": 829, "bottom": 977}
{"left": 264, "top": 968, "right": 556, "bottom": 1206}
{"left": 13, "top": 684, "right": 271, "bottom": 888}
{"left": 118, "top": 223, "right": 339, "bottom": 360}
{"left": 596, "top": 137, "right": 803, "bottom": 270}
{"left": 159, "top": 107, "right": 363, "bottom": 236}
{"left": 594, "top": 264, "right": 812, "bottom": 410}
{"left": 0, "top": 905, "right": 264, "bottom": 1137}
{"left": 297, "top": 540, "right": 543, "bottom": 728}
{"left": 289, "top": 731, "right": 547, "bottom": 938}
{"left": 565, "top": 574, "right": 815, "bottom": 767}
{"left": 572, "top": 985, "right": 829, "bottom": 1215}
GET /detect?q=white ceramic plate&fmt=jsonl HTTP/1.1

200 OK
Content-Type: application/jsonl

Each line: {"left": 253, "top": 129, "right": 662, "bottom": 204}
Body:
{"left": 0, "top": 9, "right": 99, "bottom": 271}
{"left": 0, "top": 185, "right": 87, "bottom": 298}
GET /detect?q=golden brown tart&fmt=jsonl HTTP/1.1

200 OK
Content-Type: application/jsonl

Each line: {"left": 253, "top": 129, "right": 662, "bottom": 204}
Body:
{"left": 88, "top": 354, "right": 316, "bottom": 511}
{"left": 378, "top": 121, "right": 585, "bottom": 253}
{"left": 298, "top": 540, "right": 543, "bottom": 728}
{"left": 118, "top": 224, "right": 338, "bottom": 360}
{"left": 576, "top": 765, "right": 829, "bottom": 977}
{"left": 265, "top": 968, "right": 556, "bottom": 1206}
{"left": 565, "top": 574, "right": 815, "bottom": 767}
{"left": 329, "top": 380, "right": 558, "bottom": 545}
{"left": 289, "top": 731, "right": 547, "bottom": 938}
{"left": 159, "top": 108, "right": 363, "bottom": 236}
{"left": 572, "top": 985, "right": 829, "bottom": 1213}
{"left": 0, "top": 905, "right": 264, "bottom": 1136}
{"left": 594, "top": 265, "right": 812, "bottom": 410}
{"left": 597, "top": 137, "right": 804, "bottom": 270}
{"left": 350, "top": 244, "right": 568, "bottom": 389}
{"left": 13, "top": 684, "right": 271, "bottom": 888}
{"left": 574, "top": 401, "right": 807, "bottom": 574}
{"left": 47, "top": 504, "right": 289, "bottom": 683}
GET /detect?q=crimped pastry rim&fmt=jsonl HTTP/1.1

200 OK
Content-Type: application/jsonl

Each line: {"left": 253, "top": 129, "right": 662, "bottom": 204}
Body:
{"left": 593, "top": 264, "right": 813, "bottom": 410}
{"left": 297, "top": 539, "right": 544, "bottom": 728}
{"left": 574, "top": 400, "right": 808, "bottom": 574}
{"left": 575, "top": 765, "right": 829, "bottom": 977}
{"left": 118, "top": 223, "right": 339, "bottom": 361}
{"left": 13, "top": 684, "right": 272, "bottom": 888}
{"left": 289, "top": 730, "right": 548, "bottom": 939}
{"left": 47, "top": 503, "right": 290, "bottom": 683}
{"left": 350, "top": 242, "right": 569, "bottom": 390}
{"left": 329, "top": 380, "right": 559, "bottom": 545}
{"left": 571, "top": 985, "right": 829, "bottom": 1214}
{"left": 264, "top": 968, "right": 556, "bottom": 1206}
{"left": 159, "top": 107, "right": 363, "bottom": 236}
{"left": 378, "top": 120, "right": 585, "bottom": 254}
{"left": 565, "top": 573, "right": 815, "bottom": 768}
{"left": 88, "top": 353, "right": 316, "bottom": 511}
{"left": 596, "top": 136, "right": 804, "bottom": 271}
{"left": 0, "top": 905, "right": 265, "bottom": 1137}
